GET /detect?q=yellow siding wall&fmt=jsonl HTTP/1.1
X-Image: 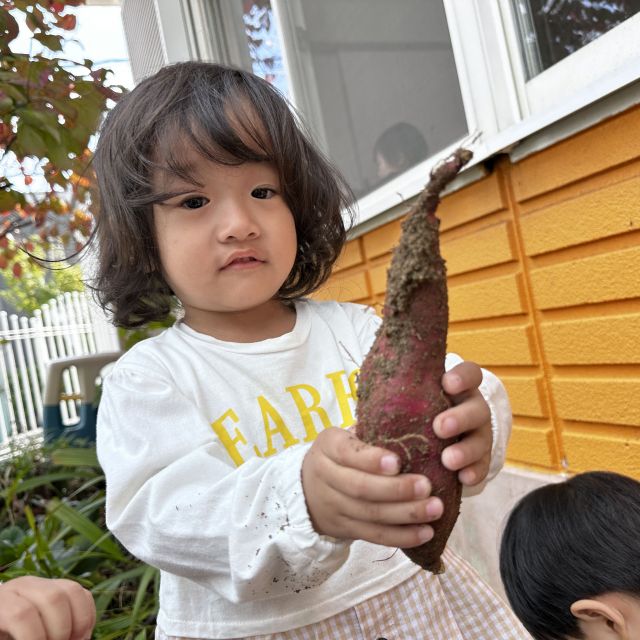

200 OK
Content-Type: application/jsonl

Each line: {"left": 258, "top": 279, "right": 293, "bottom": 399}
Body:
{"left": 316, "top": 104, "right": 640, "bottom": 479}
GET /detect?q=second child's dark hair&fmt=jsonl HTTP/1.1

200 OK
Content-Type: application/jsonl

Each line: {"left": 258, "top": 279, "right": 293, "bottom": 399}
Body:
{"left": 92, "top": 61, "right": 354, "bottom": 328}
{"left": 499, "top": 471, "right": 640, "bottom": 640}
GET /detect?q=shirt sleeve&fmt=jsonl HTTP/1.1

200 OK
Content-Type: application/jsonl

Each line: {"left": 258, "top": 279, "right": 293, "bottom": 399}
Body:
{"left": 97, "top": 364, "right": 349, "bottom": 604}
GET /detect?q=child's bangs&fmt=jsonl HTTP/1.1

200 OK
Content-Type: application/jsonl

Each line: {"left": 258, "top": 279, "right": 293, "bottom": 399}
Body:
{"left": 152, "top": 92, "right": 276, "bottom": 187}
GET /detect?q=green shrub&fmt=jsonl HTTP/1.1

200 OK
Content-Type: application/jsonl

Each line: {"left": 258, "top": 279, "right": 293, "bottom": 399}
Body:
{"left": 0, "top": 246, "right": 85, "bottom": 315}
{"left": 0, "top": 441, "right": 158, "bottom": 639}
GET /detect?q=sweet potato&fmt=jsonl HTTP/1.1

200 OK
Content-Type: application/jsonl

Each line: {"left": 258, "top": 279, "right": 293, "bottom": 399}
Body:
{"left": 355, "top": 147, "right": 473, "bottom": 573}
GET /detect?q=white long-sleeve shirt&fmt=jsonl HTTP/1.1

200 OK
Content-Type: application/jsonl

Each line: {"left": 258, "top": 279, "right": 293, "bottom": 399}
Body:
{"left": 97, "top": 299, "right": 512, "bottom": 638}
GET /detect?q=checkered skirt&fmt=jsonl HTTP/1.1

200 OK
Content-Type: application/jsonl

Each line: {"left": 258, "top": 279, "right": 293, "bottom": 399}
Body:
{"left": 157, "top": 547, "right": 532, "bottom": 640}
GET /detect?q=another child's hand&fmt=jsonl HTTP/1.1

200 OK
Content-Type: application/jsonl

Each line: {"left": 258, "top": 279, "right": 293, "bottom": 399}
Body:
{"left": 0, "top": 576, "right": 96, "bottom": 640}
{"left": 301, "top": 428, "right": 443, "bottom": 548}
{"left": 433, "top": 361, "right": 493, "bottom": 487}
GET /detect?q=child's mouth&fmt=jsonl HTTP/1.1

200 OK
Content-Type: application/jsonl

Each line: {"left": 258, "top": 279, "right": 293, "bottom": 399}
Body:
{"left": 222, "top": 256, "right": 264, "bottom": 270}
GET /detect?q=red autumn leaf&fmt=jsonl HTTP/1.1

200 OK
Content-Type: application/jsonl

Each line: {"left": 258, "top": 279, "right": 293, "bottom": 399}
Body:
{"left": 56, "top": 13, "right": 76, "bottom": 30}
{"left": 12, "top": 261, "right": 22, "bottom": 278}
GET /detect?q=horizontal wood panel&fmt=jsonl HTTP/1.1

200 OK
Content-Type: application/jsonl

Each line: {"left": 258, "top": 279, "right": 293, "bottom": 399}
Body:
{"left": 449, "top": 274, "right": 524, "bottom": 322}
{"left": 531, "top": 245, "right": 640, "bottom": 309}
{"left": 313, "top": 272, "right": 369, "bottom": 302}
{"left": 439, "top": 172, "right": 504, "bottom": 230}
{"left": 541, "top": 313, "right": 640, "bottom": 364}
{"left": 369, "top": 261, "right": 390, "bottom": 296}
{"left": 443, "top": 222, "right": 516, "bottom": 276}
{"left": 521, "top": 175, "right": 640, "bottom": 255}
{"left": 507, "top": 424, "right": 557, "bottom": 468}
{"left": 334, "top": 240, "right": 363, "bottom": 272}
{"left": 562, "top": 431, "right": 640, "bottom": 478}
{"left": 502, "top": 376, "right": 547, "bottom": 418}
{"left": 448, "top": 325, "right": 536, "bottom": 365}
{"left": 362, "top": 219, "right": 402, "bottom": 259}
{"left": 512, "top": 106, "right": 640, "bottom": 200}
{"left": 552, "top": 377, "right": 640, "bottom": 427}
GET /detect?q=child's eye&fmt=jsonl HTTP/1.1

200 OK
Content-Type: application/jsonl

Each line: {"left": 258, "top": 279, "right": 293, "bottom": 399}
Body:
{"left": 180, "top": 196, "right": 209, "bottom": 210}
{"left": 251, "top": 187, "right": 276, "bottom": 200}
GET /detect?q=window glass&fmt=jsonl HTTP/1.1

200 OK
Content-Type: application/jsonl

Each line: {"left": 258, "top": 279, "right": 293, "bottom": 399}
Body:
{"left": 511, "top": 0, "right": 640, "bottom": 80}
{"left": 241, "top": 0, "right": 290, "bottom": 97}
{"left": 244, "top": 0, "right": 467, "bottom": 199}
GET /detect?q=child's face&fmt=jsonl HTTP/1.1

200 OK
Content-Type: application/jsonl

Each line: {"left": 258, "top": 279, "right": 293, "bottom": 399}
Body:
{"left": 152, "top": 147, "right": 297, "bottom": 330}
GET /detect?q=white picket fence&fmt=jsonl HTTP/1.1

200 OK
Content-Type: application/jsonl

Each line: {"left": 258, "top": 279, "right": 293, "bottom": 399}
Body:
{"left": 0, "top": 291, "right": 120, "bottom": 451}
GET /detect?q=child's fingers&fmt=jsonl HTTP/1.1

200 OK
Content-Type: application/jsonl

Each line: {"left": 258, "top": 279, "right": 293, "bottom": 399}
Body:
{"left": 442, "top": 427, "right": 492, "bottom": 472}
{"left": 344, "top": 520, "right": 435, "bottom": 549}
{"left": 17, "top": 581, "right": 74, "bottom": 640}
{"left": 334, "top": 491, "right": 444, "bottom": 526}
{"left": 316, "top": 427, "right": 401, "bottom": 476}
{"left": 442, "top": 360, "right": 482, "bottom": 397}
{"left": 433, "top": 390, "right": 491, "bottom": 439}
{"left": 0, "top": 591, "right": 47, "bottom": 640}
{"left": 457, "top": 457, "right": 491, "bottom": 486}
{"left": 59, "top": 579, "right": 95, "bottom": 640}
{"left": 324, "top": 462, "right": 433, "bottom": 503}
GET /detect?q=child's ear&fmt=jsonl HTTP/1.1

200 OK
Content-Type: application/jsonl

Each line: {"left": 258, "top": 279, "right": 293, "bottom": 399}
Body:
{"left": 571, "top": 598, "right": 628, "bottom": 639}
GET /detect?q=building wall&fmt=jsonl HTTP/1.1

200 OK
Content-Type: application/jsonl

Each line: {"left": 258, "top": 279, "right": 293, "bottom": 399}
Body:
{"left": 316, "top": 103, "right": 640, "bottom": 481}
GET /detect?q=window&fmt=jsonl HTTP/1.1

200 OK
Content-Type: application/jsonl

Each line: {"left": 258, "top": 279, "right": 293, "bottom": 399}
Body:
{"left": 143, "top": 0, "right": 640, "bottom": 225}
{"left": 499, "top": 0, "right": 640, "bottom": 116}
{"left": 215, "top": 1, "right": 467, "bottom": 201}
{"left": 275, "top": 0, "right": 467, "bottom": 200}
{"left": 240, "top": 1, "right": 289, "bottom": 98}
{"left": 511, "top": 0, "right": 640, "bottom": 79}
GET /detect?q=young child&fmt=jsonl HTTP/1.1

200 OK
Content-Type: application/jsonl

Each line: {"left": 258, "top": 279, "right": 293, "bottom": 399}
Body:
{"left": 500, "top": 471, "right": 640, "bottom": 640}
{"left": 93, "top": 61, "right": 530, "bottom": 639}
{"left": 0, "top": 576, "right": 95, "bottom": 640}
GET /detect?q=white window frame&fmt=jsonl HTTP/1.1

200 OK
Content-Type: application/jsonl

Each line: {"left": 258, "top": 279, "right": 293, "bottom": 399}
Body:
{"left": 171, "top": 0, "right": 640, "bottom": 228}
{"left": 498, "top": 1, "right": 640, "bottom": 119}
{"left": 355, "top": 0, "right": 640, "bottom": 227}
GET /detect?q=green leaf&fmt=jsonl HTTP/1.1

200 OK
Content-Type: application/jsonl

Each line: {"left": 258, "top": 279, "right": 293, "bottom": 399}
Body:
{"left": 18, "top": 107, "right": 61, "bottom": 143}
{"left": 33, "top": 33, "right": 63, "bottom": 52}
{"left": 51, "top": 447, "right": 100, "bottom": 468}
{"left": 92, "top": 565, "right": 150, "bottom": 618}
{"left": 0, "top": 82, "right": 26, "bottom": 102}
{"left": 0, "top": 189, "right": 25, "bottom": 211}
{"left": 5, "top": 469, "right": 95, "bottom": 497}
{"left": 48, "top": 97, "right": 78, "bottom": 121}
{"left": 0, "top": 94, "right": 13, "bottom": 114}
{"left": 47, "top": 499, "right": 124, "bottom": 559}
{"left": 128, "top": 565, "right": 158, "bottom": 630}
{"left": 14, "top": 121, "right": 49, "bottom": 158}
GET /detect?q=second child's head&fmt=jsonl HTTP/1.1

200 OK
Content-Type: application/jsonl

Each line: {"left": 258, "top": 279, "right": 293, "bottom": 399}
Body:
{"left": 500, "top": 471, "right": 640, "bottom": 640}
{"left": 93, "top": 62, "right": 353, "bottom": 329}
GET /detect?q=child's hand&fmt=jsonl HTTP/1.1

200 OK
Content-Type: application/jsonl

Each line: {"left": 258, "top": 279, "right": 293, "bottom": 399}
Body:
{"left": 0, "top": 576, "right": 96, "bottom": 640}
{"left": 301, "top": 428, "right": 444, "bottom": 548}
{"left": 433, "top": 361, "right": 493, "bottom": 487}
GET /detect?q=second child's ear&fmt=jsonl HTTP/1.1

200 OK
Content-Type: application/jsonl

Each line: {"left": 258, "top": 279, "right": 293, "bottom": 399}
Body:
{"left": 570, "top": 598, "right": 628, "bottom": 639}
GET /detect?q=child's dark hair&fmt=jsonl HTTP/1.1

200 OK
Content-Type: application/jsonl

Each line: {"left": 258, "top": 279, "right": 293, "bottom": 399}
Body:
{"left": 373, "top": 122, "right": 428, "bottom": 171}
{"left": 499, "top": 471, "right": 640, "bottom": 640}
{"left": 92, "top": 61, "right": 354, "bottom": 328}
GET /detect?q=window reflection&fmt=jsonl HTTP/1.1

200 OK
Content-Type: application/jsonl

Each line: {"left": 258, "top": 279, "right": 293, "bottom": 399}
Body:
{"left": 373, "top": 122, "right": 429, "bottom": 184}
{"left": 512, "top": 0, "right": 640, "bottom": 79}
{"left": 241, "top": 0, "right": 289, "bottom": 97}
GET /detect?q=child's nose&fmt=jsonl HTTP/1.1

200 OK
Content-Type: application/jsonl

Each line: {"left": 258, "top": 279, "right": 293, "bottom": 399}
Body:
{"left": 217, "top": 201, "right": 260, "bottom": 242}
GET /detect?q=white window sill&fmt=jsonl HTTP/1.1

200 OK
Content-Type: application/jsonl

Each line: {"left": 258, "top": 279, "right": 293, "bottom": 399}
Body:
{"left": 352, "top": 75, "right": 640, "bottom": 236}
